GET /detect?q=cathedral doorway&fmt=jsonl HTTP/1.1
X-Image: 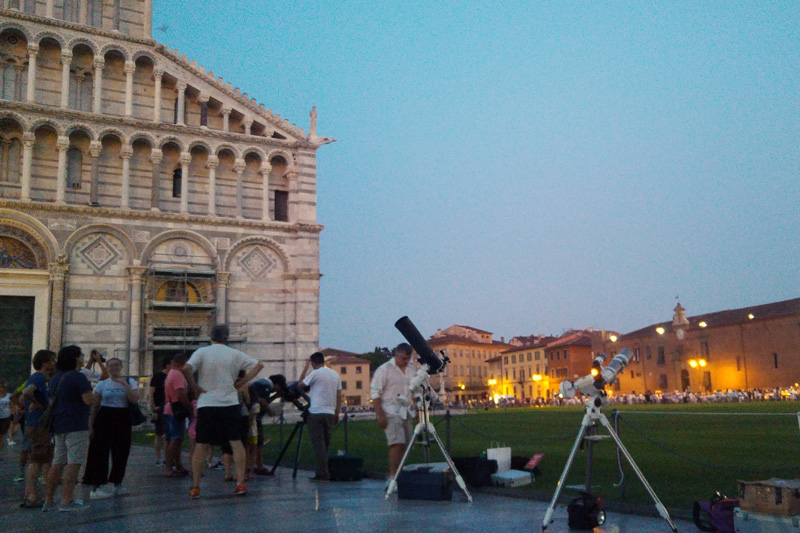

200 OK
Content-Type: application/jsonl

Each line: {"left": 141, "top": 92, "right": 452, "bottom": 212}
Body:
{"left": 0, "top": 296, "right": 35, "bottom": 387}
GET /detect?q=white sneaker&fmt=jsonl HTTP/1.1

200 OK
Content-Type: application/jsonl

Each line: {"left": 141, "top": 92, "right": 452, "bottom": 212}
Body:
{"left": 113, "top": 485, "right": 129, "bottom": 497}
{"left": 89, "top": 486, "right": 114, "bottom": 500}
{"left": 59, "top": 499, "right": 90, "bottom": 512}
{"left": 7, "top": 438, "right": 16, "bottom": 446}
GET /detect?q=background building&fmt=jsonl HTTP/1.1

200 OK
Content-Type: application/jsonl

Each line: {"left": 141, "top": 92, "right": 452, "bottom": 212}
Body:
{"left": 596, "top": 298, "right": 800, "bottom": 394}
{"left": 322, "top": 348, "right": 370, "bottom": 407}
{"left": 429, "top": 325, "right": 510, "bottom": 403}
{"left": 0, "top": 1, "right": 329, "bottom": 386}
{"left": 545, "top": 330, "right": 595, "bottom": 397}
{"left": 499, "top": 336, "right": 554, "bottom": 401}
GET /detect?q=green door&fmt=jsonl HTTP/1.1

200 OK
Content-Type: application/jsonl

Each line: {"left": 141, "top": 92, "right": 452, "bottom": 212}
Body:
{"left": 0, "top": 296, "right": 35, "bottom": 388}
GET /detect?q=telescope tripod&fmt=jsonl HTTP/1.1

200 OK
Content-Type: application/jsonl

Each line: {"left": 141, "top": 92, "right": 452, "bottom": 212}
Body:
{"left": 269, "top": 412, "right": 307, "bottom": 479}
{"left": 542, "top": 398, "right": 677, "bottom": 532}
{"left": 385, "top": 383, "right": 472, "bottom": 502}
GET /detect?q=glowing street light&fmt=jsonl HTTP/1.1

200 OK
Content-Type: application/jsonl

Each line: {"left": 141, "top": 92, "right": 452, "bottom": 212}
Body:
{"left": 591, "top": 368, "right": 600, "bottom": 376}
{"left": 699, "top": 321, "right": 707, "bottom": 328}
{"left": 488, "top": 379, "right": 497, "bottom": 386}
{"left": 609, "top": 334, "right": 618, "bottom": 342}
{"left": 698, "top": 359, "right": 707, "bottom": 367}
{"left": 748, "top": 313, "right": 755, "bottom": 320}
{"left": 532, "top": 374, "right": 542, "bottom": 382}
{"left": 459, "top": 384, "right": 466, "bottom": 390}
{"left": 656, "top": 327, "right": 665, "bottom": 335}
{"left": 689, "top": 359, "right": 698, "bottom": 368}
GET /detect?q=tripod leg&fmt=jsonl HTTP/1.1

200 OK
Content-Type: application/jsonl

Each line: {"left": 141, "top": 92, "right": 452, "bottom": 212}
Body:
{"left": 597, "top": 414, "right": 678, "bottom": 532}
{"left": 426, "top": 423, "right": 472, "bottom": 502}
{"left": 542, "top": 416, "right": 589, "bottom": 531}
{"left": 293, "top": 422, "right": 305, "bottom": 479}
{"left": 385, "top": 420, "right": 424, "bottom": 500}
{"left": 270, "top": 422, "right": 302, "bottom": 475}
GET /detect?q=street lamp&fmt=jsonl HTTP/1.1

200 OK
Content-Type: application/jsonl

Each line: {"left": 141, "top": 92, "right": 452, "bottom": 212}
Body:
{"left": 488, "top": 379, "right": 497, "bottom": 386}
{"left": 689, "top": 359, "right": 698, "bottom": 368}
{"left": 698, "top": 359, "right": 707, "bottom": 367}
{"left": 532, "top": 374, "right": 542, "bottom": 382}
{"left": 656, "top": 327, "right": 665, "bottom": 335}
{"left": 699, "top": 321, "right": 707, "bottom": 328}
{"left": 609, "top": 334, "right": 618, "bottom": 342}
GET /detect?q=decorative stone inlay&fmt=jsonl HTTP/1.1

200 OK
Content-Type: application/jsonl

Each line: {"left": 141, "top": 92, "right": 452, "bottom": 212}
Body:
{"left": 79, "top": 236, "right": 121, "bottom": 273}
{"left": 0, "top": 223, "right": 48, "bottom": 269}
{"left": 133, "top": 230, "right": 150, "bottom": 243}
{"left": 48, "top": 218, "right": 77, "bottom": 230}
{"left": 173, "top": 242, "right": 189, "bottom": 258}
{"left": 238, "top": 246, "right": 275, "bottom": 280}
{"left": 215, "top": 237, "right": 230, "bottom": 250}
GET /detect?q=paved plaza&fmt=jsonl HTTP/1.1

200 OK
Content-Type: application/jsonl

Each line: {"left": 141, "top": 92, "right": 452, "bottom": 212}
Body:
{"left": 0, "top": 444, "right": 692, "bottom": 532}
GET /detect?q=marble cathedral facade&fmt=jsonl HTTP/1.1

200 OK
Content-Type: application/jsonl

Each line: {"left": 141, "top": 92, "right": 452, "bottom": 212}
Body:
{"left": 0, "top": 0, "right": 327, "bottom": 384}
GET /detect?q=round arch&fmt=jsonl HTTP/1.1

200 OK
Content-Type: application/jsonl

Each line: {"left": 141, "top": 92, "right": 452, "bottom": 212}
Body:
{"left": 131, "top": 50, "right": 157, "bottom": 64}
{"left": 140, "top": 230, "right": 218, "bottom": 267}
{"left": 67, "top": 37, "right": 99, "bottom": 55}
{"left": 242, "top": 146, "right": 267, "bottom": 161}
{"left": 63, "top": 224, "right": 136, "bottom": 263}
{"left": 100, "top": 43, "right": 130, "bottom": 60}
{"left": 128, "top": 131, "right": 156, "bottom": 147}
{"left": 187, "top": 140, "right": 212, "bottom": 154}
{"left": 266, "top": 149, "right": 296, "bottom": 168}
{"left": 224, "top": 235, "right": 291, "bottom": 273}
{"left": 29, "top": 119, "right": 63, "bottom": 136}
{"left": 0, "top": 209, "right": 59, "bottom": 267}
{"left": 159, "top": 136, "right": 185, "bottom": 151}
{"left": 0, "top": 112, "right": 29, "bottom": 132}
{"left": 0, "top": 22, "right": 33, "bottom": 42}
{"left": 34, "top": 31, "right": 66, "bottom": 49}
{"left": 64, "top": 123, "right": 96, "bottom": 139}
{"left": 214, "top": 144, "right": 240, "bottom": 158}
{"left": 97, "top": 127, "right": 127, "bottom": 143}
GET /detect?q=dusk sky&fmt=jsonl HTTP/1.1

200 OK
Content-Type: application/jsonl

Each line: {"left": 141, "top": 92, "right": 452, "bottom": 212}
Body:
{"left": 155, "top": 1, "right": 799, "bottom": 352}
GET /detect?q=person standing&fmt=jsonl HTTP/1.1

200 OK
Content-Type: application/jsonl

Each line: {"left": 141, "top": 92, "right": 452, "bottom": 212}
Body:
{"left": 80, "top": 350, "right": 108, "bottom": 388}
{"left": 183, "top": 324, "right": 263, "bottom": 499}
{"left": 0, "top": 382, "right": 12, "bottom": 455}
{"left": 163, "top": 354, "right": 191, "bottom": 477}
{"left": 83, "top": 358, "right": 139, "bottom": 499}
{"left": 19, "top": 350, "right": 56, "bottom": 509}
{"left": 148, "top": 356, "right": 171, "bottom": 467}
{"left": 370, "top": 343, "right": 417, "bottom": 479}
{"left": 43, "top": 346, "right": 95, "bottom": 512}
{"left": 298, "top": 352, "right": 342, "bottom": 482}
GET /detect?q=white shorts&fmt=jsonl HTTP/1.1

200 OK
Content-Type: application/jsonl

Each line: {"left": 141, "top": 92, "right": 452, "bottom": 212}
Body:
{"left": 385, "top": 415, "right": 413, "bottom": 446}
{"left": 53, "top": 430, "right": 89, "bottom": 465}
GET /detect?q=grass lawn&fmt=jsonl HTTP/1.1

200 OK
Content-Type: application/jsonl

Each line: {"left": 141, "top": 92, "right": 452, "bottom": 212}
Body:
{"left": 134, "top": 401, "right": 800, "bottom": 511}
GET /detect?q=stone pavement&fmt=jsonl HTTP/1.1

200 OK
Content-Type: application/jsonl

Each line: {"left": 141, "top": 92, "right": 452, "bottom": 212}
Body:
{"left": 0, "top": 443, "right": 693, "bottom": 532}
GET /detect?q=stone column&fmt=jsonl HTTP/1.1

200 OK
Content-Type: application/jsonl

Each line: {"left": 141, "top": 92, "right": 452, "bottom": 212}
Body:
{"left": 143, "top": 0, "right": 153, "bottom": 38}
{"left": 152, "top": 68, "right": 162, "bottom": 122}
{"left": 260, "top": 162, "right": 272, "bottom": 221}
{"left": 20, "top": 132, "right": 34, "bottom": 201}
{"left": 150, "top": 148, "right": 162, "bottom": 211}
{"left": 233, "top": 158, "right": 245, "bottom": 219}
{"left": 176, "top": 81, "right": 186, "bottom": 126}
{"left": 198, "top": 93, "right": 209, "bottom": 127}
{"left": 243, "top": 117, "right": 253, "bottom": 136}
{"left": 92, "top": 59, "right": 104, "bottom": 114}
{"left": 60, "top": 51, "right": 72, "bottom": 109}
{"left": 127, "top": 266, "right": 147, "bottom": 374}
{"left": 179, "top": 151, "right": 191, "bottom": 214}
{"left": 26, "top": 43, "right": 38, "bottom": 103}
{"left": 124, "top": 60, "right": 135, "bottom": 117}
{"left": 0, "top": 139, "right": 10, "bottom": 181}
{"left": 287, "top": 170, "right": 300, "bottom": 223}
{"left": 88, "top": 140, "right": 102, "bottom": 206}
{"left": 120, "top": 146, "right": 133, "bottom": 209}
{"left": 79, "top": 0, "right": 87, "bottom": 24}
{"left": 46, "top": 0, "right": 54, "bottom": 17}
{"left": 206, "top": 155, "right": 218, "bottom": 216}
{"left": 55, "top": 135, "right": 69, "bottom": 204}
{"left": 221, "top": 107, "right": 231, "bottom": 132}
{"left": 48, "top": 262, "right": 69, "bottom": 351}
{"left": 215, "top": 272, "right": 231, "bottom": 325}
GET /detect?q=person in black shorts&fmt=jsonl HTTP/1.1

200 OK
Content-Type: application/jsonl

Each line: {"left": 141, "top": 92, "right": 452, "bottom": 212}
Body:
{"left": 148, "top": 356, "right": 171, "bottom": 467}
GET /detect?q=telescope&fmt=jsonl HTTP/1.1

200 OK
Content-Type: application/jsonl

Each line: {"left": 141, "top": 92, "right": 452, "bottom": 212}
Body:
{"left": 394, "top": 316, "right": 449, "bottom": 374}
{"left": 559, "top": 349, "right": 632, "bottom": 401}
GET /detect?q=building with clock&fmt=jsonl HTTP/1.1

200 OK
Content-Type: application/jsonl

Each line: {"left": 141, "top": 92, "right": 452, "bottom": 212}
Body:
{"left": 0, "top": 0, "right": 330, "bottom": 386}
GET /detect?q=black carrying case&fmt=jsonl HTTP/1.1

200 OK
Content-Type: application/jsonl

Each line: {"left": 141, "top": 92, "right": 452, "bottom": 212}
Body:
{"left": 397, "top": 463, "right": 456, "bottom": 501}
{"left": 328, "top": 454, "right": 364, "bottom": 481}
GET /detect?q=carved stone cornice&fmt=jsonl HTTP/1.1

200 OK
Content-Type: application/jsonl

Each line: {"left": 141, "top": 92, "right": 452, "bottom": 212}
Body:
{"left": 127, "top": 265, "right": 148, "bottom": 284}
{"left": 0, "top": 100, "right": 312, "bottom": 150}
{"left": 48, "top": 262, "right": 70, "bottom": 281}
{"left": 0, "top": 199, "right": 325, "bottom": 234}
{"left": 216, "top": 272, "right": 232, "bottom": 287}
{"left": 0, "top": 9, "right": 156, "bottom": 46}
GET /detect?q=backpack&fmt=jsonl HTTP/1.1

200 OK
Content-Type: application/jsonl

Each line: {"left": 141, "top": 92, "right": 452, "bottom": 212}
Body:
{"left": 567, "top": 491, "right": 606, "bottom": 530}
{"left": 693, "top": 492, "right": 739, "bottom": 533}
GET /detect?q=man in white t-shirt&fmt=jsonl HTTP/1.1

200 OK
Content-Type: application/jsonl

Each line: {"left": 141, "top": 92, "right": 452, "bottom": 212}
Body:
{"left": 299, "top": 352, "right": 342, "bottom": 481}
{"left": 182, "top": 324, "right": 263, "bottom": 499}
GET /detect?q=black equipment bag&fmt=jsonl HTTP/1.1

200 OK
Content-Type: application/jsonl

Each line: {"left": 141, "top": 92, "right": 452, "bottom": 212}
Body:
{"left": 328, "top": 453, "right": 363, "bottom": 481}
{"left": 453, "top": 456, "right": 498, "bottom": 487}
{"left": 567, "top": 491, "right": 606, "bottom": 530}
{"left": 397, "top": 463, "right": 456, "bottom": 501}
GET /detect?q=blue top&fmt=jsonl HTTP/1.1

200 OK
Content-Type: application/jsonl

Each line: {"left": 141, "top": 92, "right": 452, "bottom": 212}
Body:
{"left": 24, "top": 372, "right": 49, "bottom": 427}
{"left": 49, "top": 371, "right": 92, "bottom": 434}
{"left": 94, "top": 378, "right": 138, "bottom": 408}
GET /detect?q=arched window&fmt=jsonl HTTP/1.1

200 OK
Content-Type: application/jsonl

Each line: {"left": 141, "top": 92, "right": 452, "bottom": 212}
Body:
{"left": 17, "top": 64, "right": 27, "bottom": 101}
{"left": 1, "top": 64, "right": 17, "bottom": 101}
{"left": 172, "top": 168, "right": 182, "bottom": 198}
{"left": 5, "top": 139, "right": 22, "bottom": 183}
{"left": 88, "top": 0, "right": 103, "bottom": 27}
{"left": 66, "top": 148, "right": 82, "bottom": 189}
{"left": 63, "top": 0, "right": 80, "bottom": 22}
{"left": 274, "top": 190, "right": 288, "bottom": 221}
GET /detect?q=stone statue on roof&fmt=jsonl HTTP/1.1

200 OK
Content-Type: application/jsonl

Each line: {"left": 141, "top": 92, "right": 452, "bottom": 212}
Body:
{"left": 309, "top": 106, "right": 318, "bottom": 139}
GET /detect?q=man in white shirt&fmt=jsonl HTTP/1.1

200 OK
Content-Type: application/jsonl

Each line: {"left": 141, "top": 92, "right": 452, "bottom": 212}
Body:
{"left": 182, "top": 324, "right": 263, "bottom": 500}
{"left": 299, "top": 352, "right": 342, "bottom": 481}
{"left": 370, "top": 343, "right": 417, "bottom": 478}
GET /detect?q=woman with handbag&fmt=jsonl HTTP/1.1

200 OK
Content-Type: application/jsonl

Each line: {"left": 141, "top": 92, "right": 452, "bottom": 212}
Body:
{"left": 82, "top": 358, "right": 139, "bottom": 500}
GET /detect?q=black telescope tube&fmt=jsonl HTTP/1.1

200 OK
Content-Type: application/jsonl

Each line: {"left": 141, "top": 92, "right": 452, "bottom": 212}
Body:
{"left": 394, "top": 316, "right": 444, "bottom": 374}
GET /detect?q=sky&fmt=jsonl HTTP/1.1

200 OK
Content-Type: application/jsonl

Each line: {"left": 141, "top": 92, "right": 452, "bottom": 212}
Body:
{"left": 154, "top": 1, "right": 800, "bottom": 352}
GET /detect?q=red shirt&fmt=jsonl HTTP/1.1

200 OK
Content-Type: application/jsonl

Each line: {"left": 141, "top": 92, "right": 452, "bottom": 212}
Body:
{"left": 163, "top": 368, "right": 188, "bottom": 416}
